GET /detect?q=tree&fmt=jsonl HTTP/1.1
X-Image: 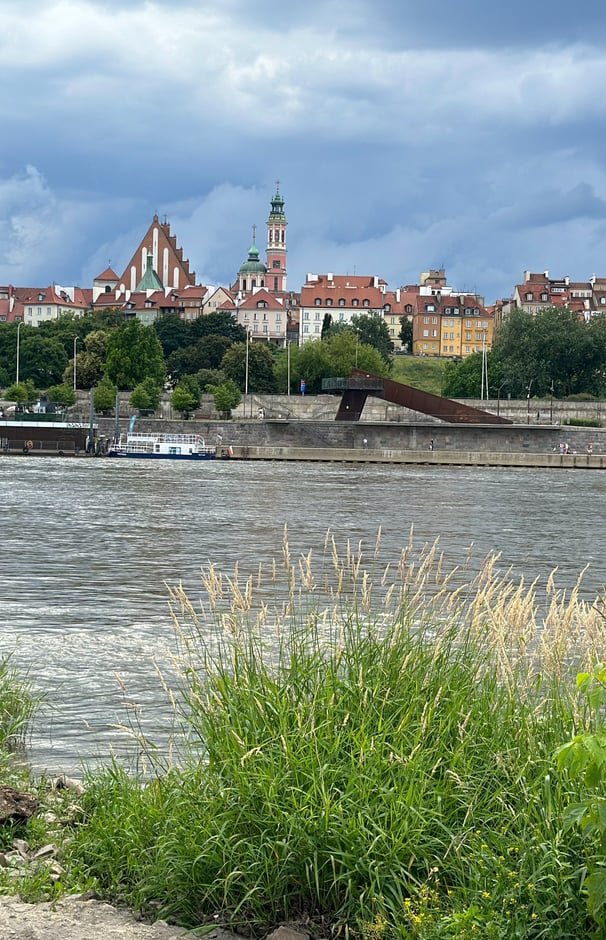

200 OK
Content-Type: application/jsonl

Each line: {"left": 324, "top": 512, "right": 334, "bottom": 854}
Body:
{"left": 399, "top": 317, "right": 413, "bottom": 352}
{"left": 4, "top": 380, "right": 37, "bottom": 404}
{"left": 207, "top": 380, "right": 241, "bottom": 418}
{"left": 351, "top": 314, "right": 394, "bottom": 366}
{"left": 104, "top": 320, "right": 165, "bottom": 389}
{"left": 221, "top": 341, "right": 277, "bottom": 393}
{"left": 94, "top": 376, "right": 118, "bottom": 414}
{"left": 492, "top": 306, "right": 591, "bottom": 398}
{"left": 19, "top": 334, "right": 68, "bottom": 386}
{"left": 295, "top": 332, "right": 386, "bottom": 394}
{"left": 154, "top": 315, "right": 191, "bottom": 358}
{"left": 62, "top": 330, "right": 108, "bottom": 389}
{"left": 46, "top": 384, "right": 76, "bottom": 407}
{"left": 442, "top": 353, "right": 484, "bottom": 398}
{"left": 172, "top": 376, "right": 201, "bottom": 417}
{"left": 130, "top": 377, "right": 162, "bottom": 413}
{"left": 190, "top": 311, "right": 246, "bottom": 344}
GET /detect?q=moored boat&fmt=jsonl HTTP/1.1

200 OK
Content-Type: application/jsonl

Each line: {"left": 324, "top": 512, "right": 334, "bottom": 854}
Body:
{"left": 108, "top": 431, "right": 222, "bottom": 460}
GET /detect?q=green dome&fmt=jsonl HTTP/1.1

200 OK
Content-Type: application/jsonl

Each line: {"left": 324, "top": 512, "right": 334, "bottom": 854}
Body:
{"left": 239, "top": 234, "right": 266, "bottom": 275}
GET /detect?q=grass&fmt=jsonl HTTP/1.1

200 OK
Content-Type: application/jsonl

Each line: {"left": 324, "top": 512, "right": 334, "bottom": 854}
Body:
{"left": 390, "top": 357, "right": 449, "bottom": 396}
{"left": 0, "top": 656, "right": 35, "bottom": 758}
{"left": 57, "top": 531, "right": 606, "bottom": 938}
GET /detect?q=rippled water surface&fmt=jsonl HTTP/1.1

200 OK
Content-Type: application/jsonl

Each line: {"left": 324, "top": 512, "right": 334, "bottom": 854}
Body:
{"left": 1, "top": 457, "right": 604, "bottom": 774}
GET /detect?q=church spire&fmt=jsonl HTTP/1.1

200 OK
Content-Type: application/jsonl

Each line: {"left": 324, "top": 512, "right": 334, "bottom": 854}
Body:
{"left": 266, "top": 182, "right": 287, "bottom": 293}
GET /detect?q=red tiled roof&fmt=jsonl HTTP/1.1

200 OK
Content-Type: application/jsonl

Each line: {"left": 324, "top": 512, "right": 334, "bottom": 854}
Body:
{"left": 95, "top": 267, "right": 119, "bottom": 282}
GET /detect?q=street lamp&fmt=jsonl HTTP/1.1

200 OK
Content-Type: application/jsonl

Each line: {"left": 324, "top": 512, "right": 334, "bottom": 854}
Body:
{"left": 526, "top": 379, "right": 533, "bottom": 424}
{"left": 244, "top": 330, "right": 250, "bottom": 417}
{"left": 480, "top": 329, "right": 488, "bottom": 401}
{"left": 550, "top": 381, "right": 554, "bottom": 424}
{"left": 287, "top": 341, "right": 291, "bottom": 396}
{"left": 73, "top": 337, "right": 79, "bottom": 392}
{"left": 15, "top": 321, "right": 23, "bottom": 384}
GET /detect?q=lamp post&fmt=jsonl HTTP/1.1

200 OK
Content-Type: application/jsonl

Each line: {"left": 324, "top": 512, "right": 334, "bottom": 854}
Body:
{"left": 73, "top": 336, "right": 79, "bottom": 392}
{"left": 287, "top": 341, "right": 291, "bottom": 397}
{"left": 15, "top": 321, "right": 23, "bottom": 384}
{"left": 526, "top": 379, "right": 533, "bottom": 424}
{"left": 496, "top": 380, "right": 507, "bottom": 417}
{"left": 550, "top": 381, "right": 554, "bottom": 424}
{"left": 244, "top": 330, "right": 250, "bottom": 417}
{"left": 480, "top": 329, "right": 488, "bottom": 401}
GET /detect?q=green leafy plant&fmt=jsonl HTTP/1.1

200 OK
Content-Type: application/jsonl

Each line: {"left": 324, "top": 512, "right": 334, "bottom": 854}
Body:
{"left": 556, "top": 664, "right": 606, "bottom": 920}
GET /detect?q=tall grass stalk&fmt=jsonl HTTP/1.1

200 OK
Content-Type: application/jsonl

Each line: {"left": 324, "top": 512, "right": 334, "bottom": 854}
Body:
{"left": 68, "top": 531, "right": 603, "bottom": 938}
{"left": 0, "top": 656, "right": 35, "bottom": 757}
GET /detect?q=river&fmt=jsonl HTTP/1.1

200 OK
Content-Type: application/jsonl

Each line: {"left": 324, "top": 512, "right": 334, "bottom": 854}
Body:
{"left": 1, "top": 457, "right": 604, "bottom": 776}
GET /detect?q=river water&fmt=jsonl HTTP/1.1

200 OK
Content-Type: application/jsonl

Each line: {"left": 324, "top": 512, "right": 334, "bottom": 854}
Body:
{"left": 1, "top": 457, "right": 604, "bottom": 776}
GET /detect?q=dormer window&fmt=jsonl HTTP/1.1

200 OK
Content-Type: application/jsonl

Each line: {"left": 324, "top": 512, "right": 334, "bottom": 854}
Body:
{"left": 541, "top": 293, "right": 548, "bottom": 302}
{"left": 363, "top": 299, "right": 370, "bottom": 307}
{"left": 405, "top": 304, "right": 413, "bottom": 313}
{"left": 326, "top": 298, "right": 333, "bottom": 306}
{"left": 257, "top": 300, "right": 267, "bottom": 308}
{"left": 314, "top": 298, "right": 322, "bottom": 306}
{"left": 352, "top": 299, "right": 359, "bottom": 307}
{"left": 526, "top": 292, "right": 533, "bottom": 301}
{"left": 339, "top": 298, "right": 346, "bottom": 306}
{"left": 383, "top": 303, "right": 391, "bottom": 312}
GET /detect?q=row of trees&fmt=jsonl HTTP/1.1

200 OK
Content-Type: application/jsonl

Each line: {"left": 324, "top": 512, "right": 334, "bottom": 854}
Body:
{"left": 443, "top": 306, "right": 606, "bottom": 400}
{"left": 0, "top": 309, "right": 399, "bottom": 416}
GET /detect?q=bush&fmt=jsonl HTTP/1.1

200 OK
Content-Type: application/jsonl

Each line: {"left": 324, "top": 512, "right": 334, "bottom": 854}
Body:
{"left": 563, "top": 417, "right": 602, "bottom": 427}
{"left": 66, "top": 538, "right": 598, "bottom": 937}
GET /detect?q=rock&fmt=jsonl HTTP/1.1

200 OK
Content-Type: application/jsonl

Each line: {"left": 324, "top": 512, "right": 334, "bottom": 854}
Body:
{"left": 0, "top": 786, "right": 38, "bottom": 822}
{"left": 266, "top": 927, "right": 311, "bottom": 940}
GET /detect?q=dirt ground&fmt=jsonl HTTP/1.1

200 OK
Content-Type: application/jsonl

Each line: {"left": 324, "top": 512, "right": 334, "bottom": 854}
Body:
{"left": 0, "top": 894, "right": 197, "bottom": 940}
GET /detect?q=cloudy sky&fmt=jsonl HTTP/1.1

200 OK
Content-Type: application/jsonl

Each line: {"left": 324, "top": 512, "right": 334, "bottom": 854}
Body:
{"left": 2, "top": 0, "right": 606, "bottom": 303}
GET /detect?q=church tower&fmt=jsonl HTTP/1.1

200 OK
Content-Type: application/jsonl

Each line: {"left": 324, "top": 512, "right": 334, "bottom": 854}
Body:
{"left": 265, "top": 183, "right": 287, "bottom": 293}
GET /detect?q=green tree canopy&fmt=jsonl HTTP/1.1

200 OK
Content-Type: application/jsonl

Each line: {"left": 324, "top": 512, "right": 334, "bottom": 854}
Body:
{"left": 19, "top": 334, "right": 69, "bottom": 386}
{"left": 294, "top": 332, "right": 387, "bottom": 395}
{"left": 190, "top": 311, "right": 246, "bottom": 344}
{"left": 350, "top": 313, "right": 394, "bottom": 365}
{"left": 154, "top": 315, "right": 191, "bottom": 358}
{"left": 94, "top": 376, "right": 118, "bottom": 413}
{"left": 130, "top": 377, "right": 162, "bottom": 412}
{"left": 399, "top": 316, "right": 413, "bottom": 351}
{"left": 207, "top": 380, "right": 241, "bottom": 418}
{"left": 172, "top": 376, "right": 201, "bottom": 417}
{"left": 104, "top": 320, "right": 165, "bottom": 390}
{"left": 221, "top": 341, "right": 277, "bottom": 393}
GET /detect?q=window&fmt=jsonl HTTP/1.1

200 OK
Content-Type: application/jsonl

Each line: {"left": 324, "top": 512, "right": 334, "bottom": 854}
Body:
{"left": 339, "top": 298, "right": 346, "bottom": 306}
{"left": 315, "top": 298, "right": 321, "bottom": 306}
{"left": 326, "top": 298, "right": 333, "bottom": 306}
{"left": 384, "top": 303, "right": 391, "bottom": 312}
{"left": 405, "top": 304, "right": 413, "bottom": 313}
{"left": 363, "top": 299, "right": 370, "bottom": 307}
{"left": 444, "top": 307, "right": 451, "bottom": 315}
{"left": 263, "top": 313, "right": 267, "bottom": 321}
{"left": 314, "top": 312, "right": 321, "bottom": 320}
{"left": 303, "top": 325, "right": 309, "bottom": 333}
{"left": 276, "top": 313, "right": 281, "bottom": 321}
{"left": 423, "top": 316, "right": 429, "bottom": 324}
{"left": 526, "top": 292, "right": 533, "bottom": 301}
{"left": 425, "top": 304, "right": 435, "bottom": 312}
{"left": 431, "top": 330, "right": 438, "bottom": 337}
{"left": 432, "top": 317, "right": 438, "bottom": 324}
{"left": 257, "top": 301, "right": 267, "bottom": 308}
{"left": 303, "top": 311, "right": 310, "bottom": 321}
{"left": 390, "top": 317, "right": 395, "bottom": 324}
{"left": 422, "top": 329, "right": 429, "bottom": 337}
{"left": 541, "top": 293, "right": 548, "bottom": 301}
{"left": 338, "top": 312, "right": 345, "bottom": 321}
{"left": 601, "top": 297, "right": 606, "bottom": 305}
{"left": 352, "top": 299, "right": 359, "bottom": 307}
{"left": 465, "top": 320, "right": 472, "bottom": 328}
{"left": 273, "top": 261, "right": 280, "bottom": 269}
{"left": 263, "top": 324, "right": 268, "bottom": 332}
{"left": 314, "top": 324, "right": 320, "bottom": 333}
{"left": 253, "top": 313, "right": 258, "bottom": 321}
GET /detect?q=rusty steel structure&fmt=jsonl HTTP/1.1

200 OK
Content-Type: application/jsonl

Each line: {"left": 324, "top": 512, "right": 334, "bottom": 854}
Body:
{"left": 327, "top": 369, "right": 512, "bottom": 424}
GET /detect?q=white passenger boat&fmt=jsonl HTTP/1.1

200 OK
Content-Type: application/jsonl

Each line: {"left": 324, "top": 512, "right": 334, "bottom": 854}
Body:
{"left": 108, "top": 431, "right": 220, "bottom": 461}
